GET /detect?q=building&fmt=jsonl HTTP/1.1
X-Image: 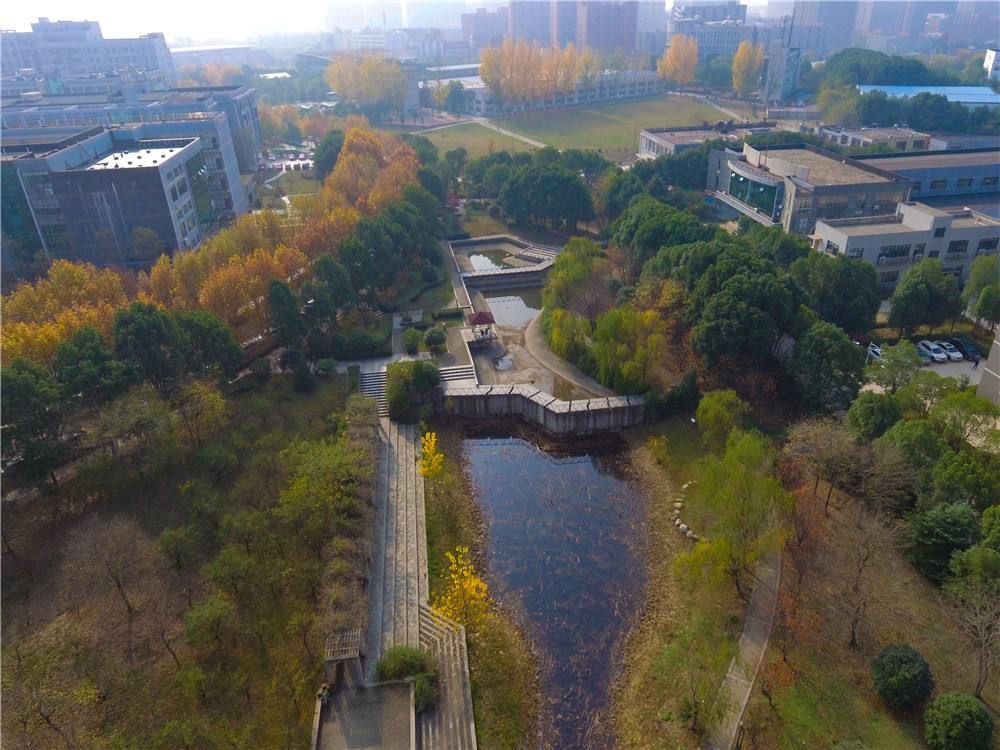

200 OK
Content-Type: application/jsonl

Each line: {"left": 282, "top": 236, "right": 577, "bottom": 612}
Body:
{"left": 637, "top": 0, "right": 669, "bottom": 48}
{"left": 666, "top": 18, "right": 763, "bottom": 61}
{"left": 639, "top": 121, "right": 776, "bottom": 158}
{"left": 673, "top": 0, "right": 748, "bottom": 22}
{"left": 985, "top": 48, "right": 1000, "bottom": 80}
{"left": 854, "top": 148, "right": 1000, "bottom": 201}
{"left": 927, "top": 132, "right": 1000, "bottom": 150}
{"left": 1, "top": 126, "right": 221, "bottom": 267}
{"left": 793, "top": 0, "right": 860, "bottom": 50}
{"left": 1, "top": 17, "right": 174, "bottom": 88}
{"left": 576, "top": 1, "right": 640, "bottom": 52}
{"left": 763, "top": 39, "right": 801, "bottom": 104}
{"left": 980, "top": 339, "right": 1000, "bottom": 408}
{"left": 170, "top": 45, "right": 270, "bottom": 68}
{"left": 0, "top": 68, "right": 165, "bottom": 97}
{"left": 707, "top": 143, "right": 912, "bottom": 234}
{"left": 552, "top": 0, "right": 580, "bottom": 46}
{"left": 460, "top": 7, "right": 509, "bottom": 49}
{"left": 856, "top": 85, "right": 1000, "bottom": 110}
{"left": 463, "top": 68, "right": 663, "bottom": 116}
{"left": 0, "top": 85, "right": 262, "bottom": 174}
{"left": 812, "top": 201, "right": 999, "bottom": 289}
{"left": 323, "top": 28, "right": 390, "bottom": 53}
{"left": 509, "top": 0, "right": 552, "bottom": 43}
{"left": 812, "top": 124, "right": 930, "bottom": 151}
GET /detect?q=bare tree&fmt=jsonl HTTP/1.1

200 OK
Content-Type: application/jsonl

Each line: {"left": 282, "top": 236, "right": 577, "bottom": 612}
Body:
{"left": 784, "top": 418, "right": 856, "bottom": 514}
{"left": 836, "top": 508, "right": 897, "bottom": 650}
{"left": 948, "top": 578, "right": 1000, "bottom": 700}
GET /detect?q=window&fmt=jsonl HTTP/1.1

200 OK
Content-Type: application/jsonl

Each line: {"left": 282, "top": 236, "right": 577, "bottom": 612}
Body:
{"left": 957, "top": 178, "right": 973, "bottom": 188}
{"left": 879, "top": 243, "right": 911, "bottom": 258}
{"left": 879, "top": 270, "right": 899, "bottom": 284}
{"left": 947, "top": 239, "right": 968, "bottom": 255}
{"left": 984, "top": 176, "right": 999, "bottom": 187}
{"left": 847, "top": 248, "right": 864, "bottom": 259}
{"left": 913, "top": 243, "right": 926, "bottom": 255}
{"left": 929, "top": 250, "right": 940, "bottom": 258}
{"left": 825, "top": 240, "right": 841, "bottom": 255}
{"left": 930, "top": 180, "right": 947, "bottom": 189}
{"left": 934, "top": 227, "right": 946, "bottom": 238}
{"left": 978, "top": 237, "right": 999, "bottom": 253}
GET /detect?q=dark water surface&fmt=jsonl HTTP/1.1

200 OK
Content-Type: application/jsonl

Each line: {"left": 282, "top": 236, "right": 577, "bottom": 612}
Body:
{"left": 463, "top": 435, "right": 648, "bottom": 749}
{"left": 484, "top": 287, "right": 543, "bottom": 328}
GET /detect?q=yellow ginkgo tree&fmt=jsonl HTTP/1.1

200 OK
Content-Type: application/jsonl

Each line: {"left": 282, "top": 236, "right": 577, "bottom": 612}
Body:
{"left": 419, "top": 431, "right": 444, "bottom": 481}
{"left": 432, "top": 546, "right": 491, "bottom": 632}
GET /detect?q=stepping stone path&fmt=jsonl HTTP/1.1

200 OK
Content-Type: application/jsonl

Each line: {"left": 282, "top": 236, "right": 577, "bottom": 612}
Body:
{"left": 365, "top": 418, "right": 477, "bottom": 749}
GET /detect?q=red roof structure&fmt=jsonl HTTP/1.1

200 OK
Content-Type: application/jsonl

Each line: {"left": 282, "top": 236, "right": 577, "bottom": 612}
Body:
{"left": 468, "top": 311, "right": 495, "bottom": 325}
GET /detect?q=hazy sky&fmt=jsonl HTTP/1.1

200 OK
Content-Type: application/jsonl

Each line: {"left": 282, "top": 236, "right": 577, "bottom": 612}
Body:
{"left": 3, "top": 0, "right": 776, "bottom": 44}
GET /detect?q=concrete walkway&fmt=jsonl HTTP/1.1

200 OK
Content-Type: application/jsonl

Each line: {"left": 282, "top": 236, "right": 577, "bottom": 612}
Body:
{"left": 472, "top": 117, "right": 548, "bottom": 148}
{"left": 523, "top": 313, "right": 615, "bottom": 397}
{"left": 440, "top": 240, "right": 473, "bottom": 311}
{"left": 703, "top": 552, "right": 781, "bottom": 750}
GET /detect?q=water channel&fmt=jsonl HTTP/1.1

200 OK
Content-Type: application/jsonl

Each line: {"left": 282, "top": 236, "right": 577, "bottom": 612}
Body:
{"left": 463, "top": 432, "right": 648, "bottom": 749}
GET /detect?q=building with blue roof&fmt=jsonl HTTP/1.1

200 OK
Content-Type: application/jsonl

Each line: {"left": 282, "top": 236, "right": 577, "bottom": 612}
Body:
{"left": 857, "top": 85, "right": 1000, "bottom": 110}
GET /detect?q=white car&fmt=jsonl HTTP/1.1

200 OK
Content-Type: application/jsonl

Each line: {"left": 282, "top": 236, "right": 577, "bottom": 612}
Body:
{"left": 917, "top": 340, "right": 948, "bottom": 363}
{"left": 934, "top": 340, "right": 965, "bottom": 362}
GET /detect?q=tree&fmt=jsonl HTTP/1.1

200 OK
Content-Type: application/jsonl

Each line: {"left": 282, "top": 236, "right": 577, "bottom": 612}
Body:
{"left": 669, "top": 614, "right": 735, "bottom": 733}
{"left": 499, "top": 163, "right": 595, "bottom": 228}
{"left": 875, "top": 419, "right": 949, "bottom": 472}
{"left": 1, "top": 358, "right": 65, "bottom": 483}
{"left": 964, "top": 254, "right": 998, "bottom": 308}
{"left": 975, "top": 282, "right": 1000, "bottom": 331}
{"left": 432, "top": 546, "right": 491, "bottom": 631}
{"left": 695, "top": 390, "right": 751, "bottom": 452}
{"left": 845, "top": 391, "right": 902, "bottom": 441}
{"left": 923, "top": 692, "right": 994, "bottom": 750}
{"left": 889, "top": 258, "right": 963, "bottom": 336}
{"left": 732, "top": 41, "right": 765, "bottom": 96}
{"left": 870, "top": 644, "right": 935, "bottom": 710}
{"left": 482, "top": 163, "right": 512, "bottom": 197}
{"left": 113, "top": 301, "right": 188, "bottom": 394}
{"left": 597, "top": 169, "right": 644, "bottom": 221}
{"left": 657, "top": 34, "right": 698, "bottom": 86}
{"left": 423, "top": 326, "right": 447, "bottom": 353}
{"left": 784, "top": 418, "right": 857, "bottom": 511}
{"left": 325, "top": 57, "right": 404, "bottom": 121}
{"left": 865, "top": 341, "right": 921, "bottom": 393}
{"left": 896, "top": 369, "right": 959, "bottom": 419}
{"left": 906, "top": 503, "right": 979, "bottom": 583}
{"left": 173, "top": 310, "right": 243, "bottom": 377}
{"left": 52, "top": 325, "right": 137, "bottom": 405}
{"left": 313, "top": 128, "right": 344, "bottom": 182}
{"left": 173, "top": 380, "right": 228, "bottom": 447}
{"left": 376, "top": 646, "right": 439, "bottom": 713}
{"left": 923, "top": 448, "right": 1000, "bottom": 511}
{"left": 791, "top": 321, "right": 865, "bottom": 413}
{"left": 267, "top": 279, "right": 304, "bottom": 345}
{"left": 419, "top": 431, "right": 444, "bottom": 482}
{"left": 928, "top": 390, "right": 999, "bottom": 449}
{"left": 946, "top": 567, "right": 1000, "bottom": 700}
{"left": 790, "top": 252, "right": 880, "bottom": 332}
{"left": 675, "top": 430, "right": 791, "bottom": 600}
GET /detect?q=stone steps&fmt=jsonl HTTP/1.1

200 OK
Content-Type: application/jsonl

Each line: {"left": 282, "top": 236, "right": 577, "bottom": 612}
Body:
{"left": 419, "top": 604, "right": 478, "bottom": 750}
{"left": 360, "top": 371, "right": 389, "bottom": 416}
{"left": 437, "top": 365, "right": 477, "bottom": 383}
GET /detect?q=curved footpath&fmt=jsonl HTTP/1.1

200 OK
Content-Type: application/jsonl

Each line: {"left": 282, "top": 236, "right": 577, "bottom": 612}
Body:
{"left": 523, "top": 313, "right": 615, "bottom": 398}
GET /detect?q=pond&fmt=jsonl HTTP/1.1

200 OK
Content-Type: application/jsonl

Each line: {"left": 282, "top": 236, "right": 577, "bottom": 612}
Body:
{"left": 466, "top": 247, "right": 516, "bottom": 272}
{"left": 484, "top": 286, "right": 543, "bottom": 328}
{"left": 464, "top": 434, "right": 648, "bottom": 749}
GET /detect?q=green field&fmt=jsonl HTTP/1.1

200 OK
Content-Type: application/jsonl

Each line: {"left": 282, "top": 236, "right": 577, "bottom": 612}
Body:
{"left": 275, "top": 170, "right": 320, "bottom": 196}
{"left": 495, "top": 95, "right": 723, "bottom": 159}
{"left": 420, "top": 122, "right": 536, "bottom": 159}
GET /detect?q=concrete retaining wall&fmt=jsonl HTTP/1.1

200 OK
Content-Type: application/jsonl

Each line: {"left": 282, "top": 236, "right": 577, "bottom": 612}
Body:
{"left": 438, "top": 384, "right": 644, "bottom": 435}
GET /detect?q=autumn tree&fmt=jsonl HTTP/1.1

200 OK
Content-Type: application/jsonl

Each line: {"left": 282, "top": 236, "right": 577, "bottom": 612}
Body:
{"left": 325, "top": 56, "right": 404, "bottom": 121}
{"left": 783, "top": 418, "right": 856, "bottom": 513}
{"left": 419, "top": 432, "right": 444, "bottom": 482}
{"left": 675, "top": 430, "right": 792, "bottom": 600}
{"left": 657, "top": 34, "right": 699, "bottom": 86}
{"left": 173, "top": 380, "right": 229, "bottom": 447}
{"left": 432, "top": 546, "right": 491, "bottom": 631}
{"left": 732, "top": 41, "right": 765, "bottom": 96}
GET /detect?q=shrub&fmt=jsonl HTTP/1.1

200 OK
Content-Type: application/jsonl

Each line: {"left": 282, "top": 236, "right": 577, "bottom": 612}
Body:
{"left": 924, "top": 692, "right": 994, "bottom": 750}
{"left": 846, "top": 391, "right": 902, "bottom": 441}
{"left": 870, "top": 644, "right": 935, "bottom": 710}
{"left": 250, "top": 358, "right": 271, "bottom": 384}
{"left": 403, "top": 328, "right": 422, "bottom": 354}
{"left": 375, "top": 645, "right": 439, "bottom": 713}
{"left": 387, "top": 360, "right": 440, "bottom": 423}
{"left": 424, "top": 326, "right": 447, "bottom": 353}
{"left": 906, "top": 503, "right": 979, "bottom": 583}
{"left": 347, "top": 364, "right": 361, "bottom": 393}
{"left": 420, "top": 264, "right": 439, "bottom": 283}
{"left": 647, "top": 368, "right": 701, "bottom": 419}
{"left": 487, "top": 202, "right": 501, "bottom": 218}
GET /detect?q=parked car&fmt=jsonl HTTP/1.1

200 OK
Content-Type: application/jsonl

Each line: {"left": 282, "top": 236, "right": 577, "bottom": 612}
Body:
{"left": 917, "top": 340, "right": 948, "bottom": 363}
{"left": 934, "top": 340, "right": 965, "bottom": 361}
{"left": 949, "top": 336, "right": 982, "bottom": 361}
{"left": 916, "top": 349, "right": 933, "bottom": 366}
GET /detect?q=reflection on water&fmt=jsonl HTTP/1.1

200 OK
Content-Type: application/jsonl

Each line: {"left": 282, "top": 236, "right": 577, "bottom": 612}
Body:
{"left": 467, "top": 249, "right": 511, "bottom": 271}
{"left": 485, "top": 287, "right": 543, "bottom": 328}
{"left": 464, "top": 436, "right": 647, "bottom": 749}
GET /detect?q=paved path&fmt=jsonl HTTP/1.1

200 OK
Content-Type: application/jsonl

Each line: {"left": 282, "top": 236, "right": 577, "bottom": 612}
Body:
{"left": 441, "top": 240, "right": 473, "bottom": 311}
{"left": 472, "top": 117, "right": 547, "bottom": 148}
{"left": 703, "top": 552, "right": 781, "bottom": 750}
{"left": 523, "top": 313, "right": 615, "bottom": 397}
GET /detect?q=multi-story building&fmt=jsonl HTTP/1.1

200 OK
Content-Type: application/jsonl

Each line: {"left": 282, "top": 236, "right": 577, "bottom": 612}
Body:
{"left": 460, "top": 7, "right": 509, "bottom": 50}
{"left": 793, "top": 0, "right": 860, "bottom": 49}
{"left": 666, "top": 17, "right": 763, "bottom": 61}
{"left": 463, "top": 68, "right": 663, "bottom": 116}
{"left": 509, "top": 0, "right": 552, "bottom": 44}
{"left": 673, "top": 0, "right": 748, "bottom": 22}
{"left": 985, "top": 48, "right": 1000, "bottom": 80}
{"left": 1, "top": 17, "right": 174, "bottom": 88}
{"left": 0, "top": 85, "right": 261, "bottom": 174}
{"left": 854, "top": 148, "right": 1000, "bottom": 202}
{"left": 2, "top": 126, "right": 220, "bottom": 267}
{"left": 639, "top": 122, "right": 776, "bottom": 158}
{"left": 576, "top": 1, "right": 640, "bottom": 52}
{"left": 813, "top": 201, "right": 999, "bottom": 288}
{"left": 763, "top": 39, "right": 801, "bottom": 104}
{"left": 636, "top": 0, "right": 669, "bottom": 53}
{"left": 707, "top": 143, "right": 912, "bottom": 234}
{"left": 812, "top": 124, "right": 930, "bottom": 151}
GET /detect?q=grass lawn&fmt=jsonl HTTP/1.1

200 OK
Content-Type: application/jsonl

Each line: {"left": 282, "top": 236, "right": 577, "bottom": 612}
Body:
{"left": 275, "top": 170, "right": 320, "bottom": 196}
{"left": 494, "top": 95, "right": 722, "bottom": 158}
{"left": 421, "top": 122, "right": 536, "bottom": 159}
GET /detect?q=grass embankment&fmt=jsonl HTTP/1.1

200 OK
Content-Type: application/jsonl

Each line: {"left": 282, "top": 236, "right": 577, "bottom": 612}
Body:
{"left": 422, "top": 123, "right": 536, "bottom": 160}
{"left": 742, "top": 490, "right": 998, "bottom": 750}
{"left": 424, "top": 425, "right": 538, "bottom": 750}
{"left": 495, "top": 95, "right": 721, "bottom": 162}
{"left": 614, "top": 416, "right": 744, "bottom": 749}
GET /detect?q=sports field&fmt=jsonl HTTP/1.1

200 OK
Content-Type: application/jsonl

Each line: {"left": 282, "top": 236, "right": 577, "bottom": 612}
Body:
{"left": 494, "top": 94, "right": 723, "bottom": 159}
{"left": 421, "top": 122, "right": 536, "bottom": 159}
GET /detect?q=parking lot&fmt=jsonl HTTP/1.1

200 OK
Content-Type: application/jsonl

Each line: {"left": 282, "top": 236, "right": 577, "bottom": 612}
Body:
{"left": 926, "top": 357, "right": 985, "bottom": 385}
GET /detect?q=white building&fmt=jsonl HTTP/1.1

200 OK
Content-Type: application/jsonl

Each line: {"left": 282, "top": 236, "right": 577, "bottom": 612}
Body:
{"left": 812, "top": 124, "right": 930, "bottom": 151}
{"left": 812, "top": 202, "right": 1000, "bottom": 289}
{"left": 985, "top": 48, "right": 1000, "bottom": 81}
{"left": 1, "top": 17, "right": 174, "bottom": 88}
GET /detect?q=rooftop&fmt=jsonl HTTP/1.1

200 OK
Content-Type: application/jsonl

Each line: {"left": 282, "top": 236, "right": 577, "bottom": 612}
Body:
{"left": 857, "top": 85, "right": 1000, "bottom": 105}
{"left": 81, "top": 142, "right": 189, "bottom": 170}
{"left": 825, "top": 125, "right": 928, "bottom": 140}
{"left": 820, "top": 203, "right": 1000, "bottom": 236}
{"left": 759, "top": 146, "right": 892, "bottom": 186}
{"left": 856, "top": 148, "right": 1000, "bottom": 171}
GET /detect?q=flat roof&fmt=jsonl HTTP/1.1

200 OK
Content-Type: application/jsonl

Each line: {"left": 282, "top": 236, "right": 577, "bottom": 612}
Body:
{"left": 828, "top": 126, "right": 927, "bottom": 140}
{"left": 821, "top": 204, "right": 1000, "bottom": 236}
{"left": 857, "top": 148, "right": 1000, "bottom": 171}
{"left": 858, "top": 84, "right": 1000, "bottom": 105}
{"left": 771, "top": 147, "right": 891, "bottom": 186}
{"left": 82, "top": 143, "right": 187, "bottom": 170}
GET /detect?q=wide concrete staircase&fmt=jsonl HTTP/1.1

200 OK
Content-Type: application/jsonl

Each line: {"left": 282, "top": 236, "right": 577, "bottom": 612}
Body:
{"left": 437, "top": 364, "right": 477, "bottom": 384}
{"left": 360, "top": 371, "right": 389, "bottom": 417}
{"left": 419, "top": 603, "right": 478, "bottom": 750}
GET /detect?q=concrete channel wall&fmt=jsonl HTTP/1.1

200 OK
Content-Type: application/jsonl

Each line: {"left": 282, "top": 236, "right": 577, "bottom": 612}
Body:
{"left": 450, "top": 234, "right": 560, "bottom": 291}
{"left": 438, "top": 384, "right": 645, "bottom": 436}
